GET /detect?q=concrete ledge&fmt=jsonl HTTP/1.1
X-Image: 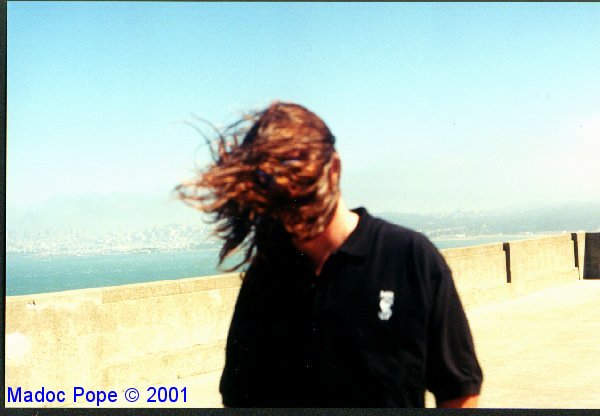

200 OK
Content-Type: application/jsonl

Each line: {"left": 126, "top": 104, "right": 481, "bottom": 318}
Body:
{"left": 103, "top": 341, "right": 226, "bottom": 388}
{"left": 442, "top": 242, "right": 505, "bottom": 258}
{"left": 6, "top": 273, "right": 243, "bottom": 406}
{"left": 507, "top": 234, "right": 579, "bottom": 294}
{"left": 441, "top": 243, "right": 509, "bottom": 308}
{"left": 100, "top": 286, "right": 239, "bottom": 363}
{"left": 6, "top": 290, "right": 105, "bottom": 394}
{"left": 101, "top": 273, "right": 242, "bottom": 303}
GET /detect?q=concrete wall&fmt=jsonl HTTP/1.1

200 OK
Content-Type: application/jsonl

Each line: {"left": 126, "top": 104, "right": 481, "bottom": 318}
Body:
{"left": 504, "top": 234, "right": 580, "bottom": 297}
{"left": 5, "top": 232, "right": 598, "bottom": 407}
{"left": 5, "top": 273, "right": 243, "bottom": 407}
{"left": 440, "top": 243, "right": 510, "bottom": 308}
{"left": 441, "top": 234, "right": 581, "bottom": 308}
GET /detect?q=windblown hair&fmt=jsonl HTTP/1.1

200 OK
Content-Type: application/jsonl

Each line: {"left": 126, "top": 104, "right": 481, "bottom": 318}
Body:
{"left": 175, "top": 102, "right": 340, "bottom": 270}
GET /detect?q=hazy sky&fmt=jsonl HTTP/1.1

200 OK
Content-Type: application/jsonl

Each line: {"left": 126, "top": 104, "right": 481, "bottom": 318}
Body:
{"left": 7, "top": 2, "right": 600, "bottom": 231}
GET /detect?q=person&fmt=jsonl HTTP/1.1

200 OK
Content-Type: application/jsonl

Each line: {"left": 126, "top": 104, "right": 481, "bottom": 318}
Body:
{"left": 176, "top": 102, "right": 483, "bottom": 408}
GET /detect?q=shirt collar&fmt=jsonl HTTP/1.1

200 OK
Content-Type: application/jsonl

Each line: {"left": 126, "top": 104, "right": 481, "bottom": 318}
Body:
{"left": 335, "top": 207, "right": 373, "bottom": 257}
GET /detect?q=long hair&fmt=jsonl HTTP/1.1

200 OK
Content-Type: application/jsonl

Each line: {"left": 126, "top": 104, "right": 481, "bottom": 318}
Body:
{"left": 175, "top": 102, "right": 339, "bottom": 271}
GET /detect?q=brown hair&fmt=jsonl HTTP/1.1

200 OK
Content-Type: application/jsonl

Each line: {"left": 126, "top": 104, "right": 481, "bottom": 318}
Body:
{"left": 175, "top": 102, "right": 339, "bottom": 270}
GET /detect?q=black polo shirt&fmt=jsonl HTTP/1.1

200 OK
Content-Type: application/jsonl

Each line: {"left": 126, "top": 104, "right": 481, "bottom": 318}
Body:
{"left": 220, "top": 207, "right": 483, "bottom": 407}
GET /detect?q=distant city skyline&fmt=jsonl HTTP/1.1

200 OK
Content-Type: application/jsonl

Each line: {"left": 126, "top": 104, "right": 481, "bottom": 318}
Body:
{"left": 7, "top": 198, "right": 599, "bottom": 257}
{"left": 7, "top": 2, "right": 600, "bottom": 233}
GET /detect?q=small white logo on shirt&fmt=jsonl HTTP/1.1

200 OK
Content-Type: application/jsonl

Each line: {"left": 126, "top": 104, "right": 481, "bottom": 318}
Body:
{"left": 378, "top": 290, "right": 394, "bottom": 321}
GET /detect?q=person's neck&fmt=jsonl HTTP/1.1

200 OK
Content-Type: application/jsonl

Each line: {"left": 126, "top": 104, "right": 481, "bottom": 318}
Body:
{"left": 293, "top": 198, "right": 359, "bottom": 276}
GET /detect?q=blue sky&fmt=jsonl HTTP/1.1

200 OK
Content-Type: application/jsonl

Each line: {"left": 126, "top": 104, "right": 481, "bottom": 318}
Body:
{"left": 7, "top": 2, "right": 600, "bottom": 232}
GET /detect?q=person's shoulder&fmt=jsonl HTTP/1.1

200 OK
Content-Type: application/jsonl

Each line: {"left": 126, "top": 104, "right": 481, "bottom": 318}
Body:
{"left": 367, "top": 211, "right": 438, "bottom": 255}
{"left": 363, "top": 210, "right": 449, "bottom": 290}
{"left": 367, "top": 212, "right": 452, "bottom": 290}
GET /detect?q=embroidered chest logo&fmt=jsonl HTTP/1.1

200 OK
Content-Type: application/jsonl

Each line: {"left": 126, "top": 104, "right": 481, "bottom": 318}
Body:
{"left": 378, "top": 290, "right": 395, "bottom": 321}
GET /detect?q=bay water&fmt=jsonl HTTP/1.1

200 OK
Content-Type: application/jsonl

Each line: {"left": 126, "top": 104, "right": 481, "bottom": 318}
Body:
{"left": 5, "top": 234, "right": 531, "bottom": 296}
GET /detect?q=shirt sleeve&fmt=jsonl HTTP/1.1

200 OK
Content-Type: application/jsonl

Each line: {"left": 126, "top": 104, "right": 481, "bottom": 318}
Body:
{"left": 422, "top": 240, "right": 484, "bottom": 404}
{"left": 219, "top": 262, "right": 267, "bottom": 407}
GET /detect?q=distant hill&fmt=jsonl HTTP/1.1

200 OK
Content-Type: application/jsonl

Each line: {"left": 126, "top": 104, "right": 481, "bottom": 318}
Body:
{"left": 377, "top": 200, "right": 600, "bottom": 237}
